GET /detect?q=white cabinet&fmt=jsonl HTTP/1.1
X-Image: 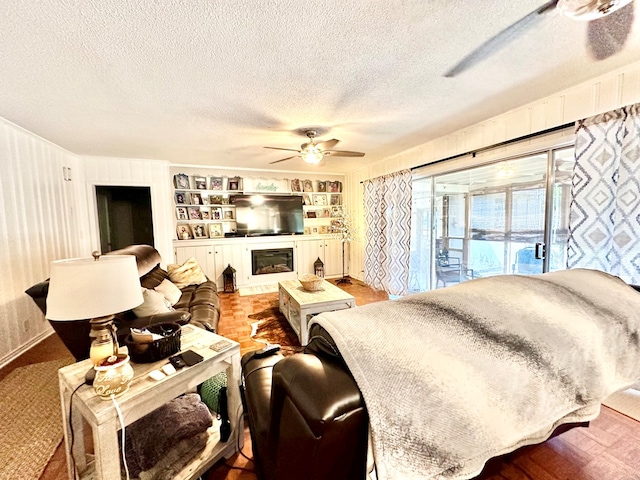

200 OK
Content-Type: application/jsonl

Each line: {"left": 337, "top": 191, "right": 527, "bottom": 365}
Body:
{"left": 213, "top": 242, "right": 248, "bottom": 288}
{"left": 174, "top": 245, "right": 216, "bottom": 280}
{"left": 295, "top": 238, "right": 345, "bottom": 278}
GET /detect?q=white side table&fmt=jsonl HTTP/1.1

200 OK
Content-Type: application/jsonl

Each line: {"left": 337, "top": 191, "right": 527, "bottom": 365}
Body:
{"left": 58, "top": 325, "right": 243, "bottom": 480}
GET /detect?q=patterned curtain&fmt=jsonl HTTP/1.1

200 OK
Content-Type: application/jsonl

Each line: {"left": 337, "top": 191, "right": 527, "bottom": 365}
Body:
{"left": 363, "top": 170, "right": 412, "bottom": 295}
{"left": 567, "top": 104, "right": 640, "bottom": 283}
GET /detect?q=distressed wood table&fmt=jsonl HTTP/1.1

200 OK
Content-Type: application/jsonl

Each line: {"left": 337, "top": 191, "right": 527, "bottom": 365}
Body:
{"left": 278, "top": 279, "right": 356, "bottom": 345}
{"left": 58, "top": 325, "right": 242, "bottom": 480}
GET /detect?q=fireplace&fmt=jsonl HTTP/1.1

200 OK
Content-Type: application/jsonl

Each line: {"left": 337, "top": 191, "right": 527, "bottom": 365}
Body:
{"left": 252, "top": 248, "right": 294, "bottom": 275}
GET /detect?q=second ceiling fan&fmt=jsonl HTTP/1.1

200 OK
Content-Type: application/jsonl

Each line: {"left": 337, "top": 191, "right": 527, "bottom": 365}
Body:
{"left": 264, "top": 130, "right": 365, "bottom": 165}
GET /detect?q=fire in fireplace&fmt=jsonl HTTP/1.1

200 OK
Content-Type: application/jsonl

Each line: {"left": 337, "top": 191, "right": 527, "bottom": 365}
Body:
{"left": 252, "top": 248, "right": 294, "bottom": 275}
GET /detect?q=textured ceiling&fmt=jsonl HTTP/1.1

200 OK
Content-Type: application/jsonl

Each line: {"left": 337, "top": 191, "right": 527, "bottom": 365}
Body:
{"left": 1, "top": 1, "right": 640, "bottom": 174}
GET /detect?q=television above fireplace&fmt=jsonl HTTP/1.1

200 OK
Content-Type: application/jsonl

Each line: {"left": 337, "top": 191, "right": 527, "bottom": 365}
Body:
{"left": 230, "top": 194, "right": 304, "bottom": 236}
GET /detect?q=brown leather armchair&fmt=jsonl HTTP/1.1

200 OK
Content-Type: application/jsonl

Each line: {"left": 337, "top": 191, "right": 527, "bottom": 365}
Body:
{"left": 25, "top": 245, "right": 220, "bottom": 361}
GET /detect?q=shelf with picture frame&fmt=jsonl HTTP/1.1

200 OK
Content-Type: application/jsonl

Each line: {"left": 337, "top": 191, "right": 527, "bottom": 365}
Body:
{"left": 173, "top": 173, "right": 244, "bottom": 193}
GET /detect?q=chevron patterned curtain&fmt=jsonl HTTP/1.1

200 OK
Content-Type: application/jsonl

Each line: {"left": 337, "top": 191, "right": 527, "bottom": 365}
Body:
{"left": 363, "top": 170, "right": 412, "bottom": 295}
{"left": 567, "top": 104, "right": 640, "bottom": 283}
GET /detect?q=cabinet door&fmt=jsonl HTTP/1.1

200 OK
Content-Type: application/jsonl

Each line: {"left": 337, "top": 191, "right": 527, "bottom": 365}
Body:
{"left": 213, "top": 243, "right": 247, "bottom": 288}
{"left": 173, "top": 245, "right": 215, "bottom": 280}
{"left": 323, "top": 239, "right": 345, "bottom": 277}
{"left": 295, "top": 239, "right": 324, "bottom": 275}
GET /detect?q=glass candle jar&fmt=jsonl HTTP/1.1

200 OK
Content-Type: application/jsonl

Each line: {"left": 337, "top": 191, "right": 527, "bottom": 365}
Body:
{"left": 93, "top": 354, "right": 134, "bottom": 400}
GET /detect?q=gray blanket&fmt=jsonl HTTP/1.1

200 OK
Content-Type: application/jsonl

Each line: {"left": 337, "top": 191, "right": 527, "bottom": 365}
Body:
{"left": 311, "top": 269, "right": 640, "bottom": 480}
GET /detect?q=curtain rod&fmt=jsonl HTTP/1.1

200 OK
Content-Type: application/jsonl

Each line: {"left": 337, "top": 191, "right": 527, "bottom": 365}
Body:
{"left": 359, "top": 121, "right": 574, "bottom": 183}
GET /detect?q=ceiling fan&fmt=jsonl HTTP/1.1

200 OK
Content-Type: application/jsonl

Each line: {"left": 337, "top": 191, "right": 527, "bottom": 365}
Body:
{"left": 264, "top": 130, "right": 365, "bottom": 165}
{"left": 445, "top": 0, "right": 634, "bottom": 77}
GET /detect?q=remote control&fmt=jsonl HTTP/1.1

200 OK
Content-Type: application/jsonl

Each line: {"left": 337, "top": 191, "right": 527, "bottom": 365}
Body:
{"left": 210, "top": 339, "right": 233, "bottom": 352}
{"left": 253, "top": 344, "right": 281, "bottom": 358}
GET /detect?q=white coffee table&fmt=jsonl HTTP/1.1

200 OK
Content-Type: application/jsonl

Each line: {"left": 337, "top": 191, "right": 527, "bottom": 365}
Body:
{"left": 279, "top": 279, "right": 356, "bottom": 345}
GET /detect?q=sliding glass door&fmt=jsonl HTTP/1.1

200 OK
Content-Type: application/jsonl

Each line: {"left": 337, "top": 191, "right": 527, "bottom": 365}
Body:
{"left": 408, "top": 146, "right": 575, "bottom": 291}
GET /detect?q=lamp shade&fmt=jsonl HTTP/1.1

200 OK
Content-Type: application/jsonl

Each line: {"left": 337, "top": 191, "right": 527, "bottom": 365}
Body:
{"left": 46, "top": 255, "right": 143, "bottom": 320}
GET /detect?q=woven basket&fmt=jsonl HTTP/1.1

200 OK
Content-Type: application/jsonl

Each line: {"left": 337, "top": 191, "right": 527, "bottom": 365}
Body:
{"left": 299, "top": 274, "right": 323, "bottom": 292}
{"left": 124, "top": 322, "right": 181, "bottom": 363}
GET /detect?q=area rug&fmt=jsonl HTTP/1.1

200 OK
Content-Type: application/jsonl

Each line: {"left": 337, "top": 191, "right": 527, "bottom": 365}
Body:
{"left": 239, "top": 283, "right": 279, "bottom": 297}
{"left": 0, "top": 357, "right": 74, "bottom": 480}
{"left": 603, "top": 388, "right": 640, "bottom": 422}
{"left": 248, "top": 302, "right": 304, "bottom": 356}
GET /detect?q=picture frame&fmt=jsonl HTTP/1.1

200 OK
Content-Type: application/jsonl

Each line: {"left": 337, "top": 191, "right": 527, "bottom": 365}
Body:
{"left": 201, "top": 207, "right": 211, "bottom": 220}
{"left": 194, "top": 176, "right": 207, "bottom": 190}
{"left": 210, "top": 195, "right": 223, "bottom": 205}
{"left": 176, "top": 224, "right": 193, "bottom": 240}
{"left": 224, "top": 210, "right": 234, "bottom": 220}
{"left": 304, "top": 227, "right": 311, "bottom": 235}
{"left": 221, "top": 196, "right": 230, "bottom": 205}
{"left": 313, "top": 194, "right": 327, "bottom": 206}
{"left": 303, "top": 179, "right": 314, "bottom": 192}
{"left": 208, "top": 222, "right": 224, "bottom": 238}
{"left": 173, "top": 173, "right": 190, "bottom": 189}
{"left": 190, "top": 192, "right": 203, "bottom": 205}
{"left": 176, "top": 207, "right": 188, "bottom": 220}
{"left": 212, "top": 207, "right": 223, "bottom": 220}
{"left": 320, "top": 225, "right": 328, "bottom": 234}
{"left": 228, "top": 177, "right": 241, "bottom": 191}
{"left": 306, "top": 211, "right": 317, "bottom": 219}
{"left": 192, "top": 223, "right": 208, "bottom": 238}
{"left": 330, "top": 194, "right": 341, "bottom": 206}
{"left": 322, "top": 208, "right": 331, "bottom": 218}
{"left": 291, "top": 179, "right": 301, "bottom": 192}
{"left": 302, "top": 194, "right": 312, "bottom": 206}
{"left": 209, "top": 176, "right": 223, "bottom": 190}
{"left": 328, "top": 180, "right": 342, "bottom": 193}
{"left": 317, "top": 181, "right": 327, "bottom": 192}
{"left": 312, "top": 227, "right": 318, "bottom": 234}
{"left": 175, "top": 191, "right": 188, "bottom": 205}
{"left": 187, "top": 206, "right": 202, "bottom": 220}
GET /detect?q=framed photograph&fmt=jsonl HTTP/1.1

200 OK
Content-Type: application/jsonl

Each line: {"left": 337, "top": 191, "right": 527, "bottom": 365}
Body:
{"left": 303, "top": 179, "right": 314, "bottom": 192}
{"left": 320, "top": 225, "right": 328, "bottom": 234}
{"left": 317, "top": 181, "right": 327, "bottom": 192}
{"left": 328, "top": 180, "right": 342, "bottom": 193}
{"left": 291, "top": 179, "right": 301, "bottom": 192}
{"left": 306, "top": 211, "right": 317, "bottom": 219}
{"left": 194, "top": 176, "right": 207, "bottom": 190}
{"left": 224, "top": 210, "right": 234, "bottom": 220}
{"left": 221, "top": 196, "right": 230, "bottom": 205}
{"left": 210, "top": 195, "right": 223, "bottom": 205}
{"left": 312, "top": 227, "right": 318, "bottom": 234}
{"left": 201, "top": 207, "right": 211, "bottom": 220}
{"left": 322, "top": 208, "right": 331, "bottom": 218}
{"left": 304, "top": 227, "right": 311, "bottom": 235}
{"left": 176, "top": 207, "right": 188, "bottom": 220}
{"left": 313, "top": 194, "right": 327, "bottom": 206}
{"left": 187, "top": 206, "right": 202, "bottom": 220}
{"left": 176, "top": 224, "right": 193, "bottom": 240}
{"left": 302, "top": 194, "right": 312, "bottom": 205}
{"left": 208, "top": 222, "right": 223, "bottom": 238}
{"left": 175, "top": 191, "right": 188, "bottom": 205}
{"left": 202, "top": 195, "right": 209, "bottom": 205}
{"left": 330, "top": 194, "right": 341, "bottom": 206}
{"left": 209, "top": 176, "right": 223, "bottom": 190}
{"left": 190, "top": 192, "right": 203, "bottom": 205}
{"left": 173, "top": 173, "right": 190, "bottom": 189}
{"left": 192, "top": 223, "right": 208, "bottom": 238}
{"left": 212, "top": 207, "right": 223, "bottom": 220}
{"left": 228, "top": 177, "right": 241, "bottom": 190}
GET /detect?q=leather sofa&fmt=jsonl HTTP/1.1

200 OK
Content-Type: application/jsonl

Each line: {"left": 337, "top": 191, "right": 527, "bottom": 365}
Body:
{"left": 26, "top": 244, "right": 221, "bottom": 361}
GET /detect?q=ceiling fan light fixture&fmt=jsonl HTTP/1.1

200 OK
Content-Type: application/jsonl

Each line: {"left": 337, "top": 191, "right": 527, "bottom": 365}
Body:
{"left": 557, "top": 0, "right": 633, "bottom": 20}
{"left": 302, "top": 147, "right": 324, "bottom": 164}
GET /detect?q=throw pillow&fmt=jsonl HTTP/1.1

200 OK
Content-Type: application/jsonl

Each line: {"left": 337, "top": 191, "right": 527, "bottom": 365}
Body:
{"left": 133, "top": 288, "right": 172, "bottom": 317}
{"left": 140, "top": 265, "right": 169, "bottom": 289}
{"left": 154, "top": 278, "right": 182, "bottom": 306}
{"left": 167, "top": 257, "right": 207, "bottom": 289}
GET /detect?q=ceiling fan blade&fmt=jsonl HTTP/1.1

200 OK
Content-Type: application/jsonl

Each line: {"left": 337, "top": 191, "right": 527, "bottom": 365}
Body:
{"left": 269, "top": 155, "right": 300, "bottom": 164}
{"left": 587, "top": 2, "right": 634, "bottom": 60}
{"left": 264, "top": 146, "right": 301, "bottom": 152}
{"left": 324, "top": 150, "right": 365, "bottom": 157}
{"left": 316, "top": 139, "right": 340, "bottom": 150}
{"left": 444, "top": 1, "right": 559, "bottom": 77}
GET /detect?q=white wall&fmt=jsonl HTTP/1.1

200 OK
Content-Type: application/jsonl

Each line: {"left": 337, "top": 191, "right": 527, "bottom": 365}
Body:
{"left": 346, "top": 60, "right": 640, "bottom": 282}
{"left": 0, "top": 118, "right": 79, "bottom": 365}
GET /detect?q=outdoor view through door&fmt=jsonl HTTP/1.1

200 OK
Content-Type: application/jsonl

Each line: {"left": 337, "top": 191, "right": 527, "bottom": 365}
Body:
{"left": 409, "top": 147, "right": 574, "bottom": 291}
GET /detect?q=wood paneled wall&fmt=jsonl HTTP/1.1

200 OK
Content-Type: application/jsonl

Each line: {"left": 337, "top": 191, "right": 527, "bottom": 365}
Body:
{"left": 345, "top": 60, "right": 640, "bottom": 283}
{"left": 0, "top": 118, "right": 78, "bottom": 366}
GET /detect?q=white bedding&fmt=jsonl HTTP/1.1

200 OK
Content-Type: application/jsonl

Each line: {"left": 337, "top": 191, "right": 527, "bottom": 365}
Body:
{"left": 312, "top": 269, "right": 640, "bottom": 480}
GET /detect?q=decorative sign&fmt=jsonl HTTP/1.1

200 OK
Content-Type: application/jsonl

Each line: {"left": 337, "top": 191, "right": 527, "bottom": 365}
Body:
{"left": 243, "top": 178, "right": 290, "bottom": 193}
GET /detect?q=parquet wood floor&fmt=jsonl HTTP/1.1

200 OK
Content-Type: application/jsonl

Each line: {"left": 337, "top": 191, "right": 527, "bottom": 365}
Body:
{"left": 7, "top": 278, "right": 640, "bottom": 480}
